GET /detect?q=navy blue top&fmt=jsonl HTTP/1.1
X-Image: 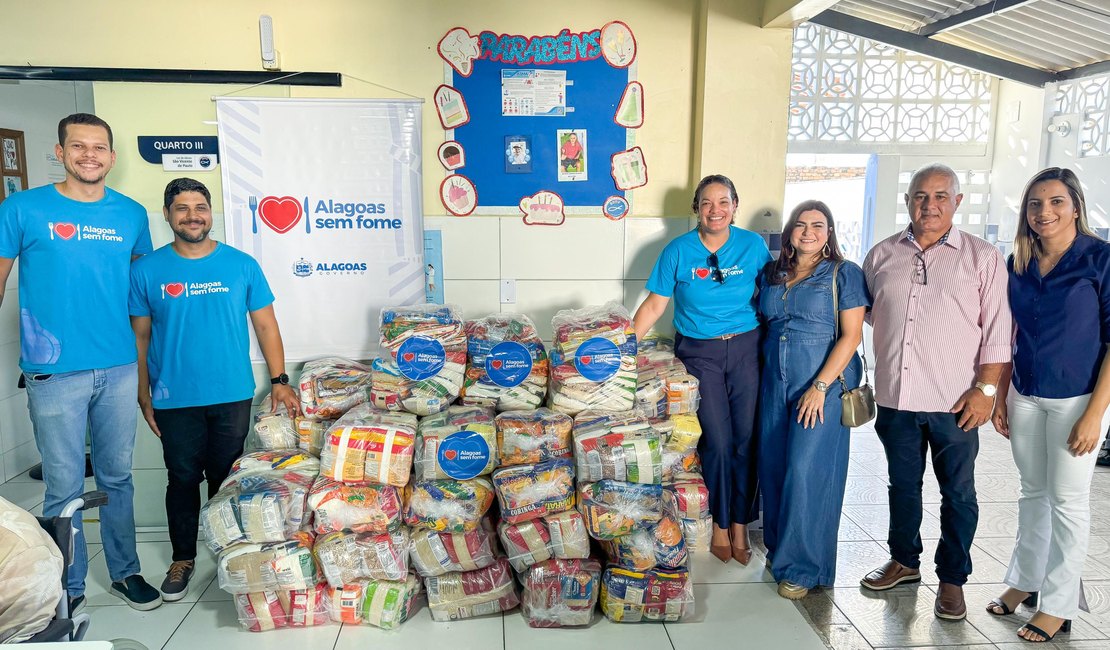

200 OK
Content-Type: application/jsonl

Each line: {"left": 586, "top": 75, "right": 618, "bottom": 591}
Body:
{"left": 1009, "top": 234, "right": 1110, "bottom": 398}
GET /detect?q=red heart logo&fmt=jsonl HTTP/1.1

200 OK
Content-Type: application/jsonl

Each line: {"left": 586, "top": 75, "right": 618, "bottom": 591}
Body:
{"left": 257, "top": 196, "right": 303, "bottom": 234}
{"left": 402, "top": 352, "right": 415, "bottom": 362}
{"left": 165, "top": 283, "right": 185, "bottom": 298}
{"left": 695, "top": 268, "right": 710, "bottom": 279}
{"left": 443, "top": 450, "right": 458, "bottom": 460}
{"left": 490, "top": 360, "right": 503, "bottom": 369}
{"left": 580, "top": 355, "right": 592, "bottom": 365}
{"left": 54, "top": 223, "right": 77, "bottom": 240}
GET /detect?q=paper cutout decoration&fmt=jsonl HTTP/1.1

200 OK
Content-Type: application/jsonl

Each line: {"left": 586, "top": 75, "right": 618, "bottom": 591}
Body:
{"left": 610, "top": 147, "right": 647, "bottom": 191}
{"left": 601, "top": 21, "right": 636, "bottom": 68}
{"left": 438, "top": 141, "right": 465, "bottom": 170}
{"left": 615, "top": 82, "right": 644, "bottom": 128}
{"left": 439, "top": 27, "right": 482, "bottom": 77}
{"left": 520, "top": 190, "right": 566, "bottom": 226}
{"left": 441, "top": 174, "right": 478, "bottom": 216}
{"left": 435, "top": 85, "right": 470, "bottom": 130}
{"left": 603, "top": 196, "right": 629, "bottom": 221}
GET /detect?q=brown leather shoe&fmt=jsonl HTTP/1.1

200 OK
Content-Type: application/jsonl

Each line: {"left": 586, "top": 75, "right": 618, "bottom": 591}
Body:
{"left": 934, "top": 582, "right": 967, "bottom": 621}
{"left": 860, "top": 559, "right": 921, "bottom": 591}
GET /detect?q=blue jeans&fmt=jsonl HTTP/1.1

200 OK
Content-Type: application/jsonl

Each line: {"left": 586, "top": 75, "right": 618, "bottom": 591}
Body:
{"left": 759, "top": 331, "right": 859, "bottom": 588}
{"left": 25, "top": 362, "right": 141, "bottom": 596}
{"left": 875, "top": 406, "right": 979, "bottom": 586}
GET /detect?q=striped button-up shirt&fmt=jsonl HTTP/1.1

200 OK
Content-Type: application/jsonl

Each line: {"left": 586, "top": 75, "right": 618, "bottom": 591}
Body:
{"left": 863, "top": 227, "right": 1012, "bottom": 413}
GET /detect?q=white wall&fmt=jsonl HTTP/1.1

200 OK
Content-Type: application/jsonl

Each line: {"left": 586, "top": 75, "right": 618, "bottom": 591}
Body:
{"left": 0, "top": 80, "right": 94, "bottom": 482}
{"left": 989, "top": 79, "right": 1046, "bottom": 242}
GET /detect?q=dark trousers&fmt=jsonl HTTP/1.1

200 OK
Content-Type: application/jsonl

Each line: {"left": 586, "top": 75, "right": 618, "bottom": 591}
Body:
{"left": 875, "top": 405, "right": 979, "bottom": 585}
{"left": 154, "top": 399, "right": 252, "bottom": 561}
{"left": 675, "top": 329, "right": 761, "bottom": 526}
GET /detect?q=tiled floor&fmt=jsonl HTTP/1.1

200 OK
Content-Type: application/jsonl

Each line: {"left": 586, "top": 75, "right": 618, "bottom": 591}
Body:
{"left": 3, "top": 422, "right": 1109, "bottom": 649}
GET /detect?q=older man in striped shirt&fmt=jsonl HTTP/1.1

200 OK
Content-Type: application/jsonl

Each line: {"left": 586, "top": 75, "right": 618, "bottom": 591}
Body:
{"left": 860, "top": 163, "right": 1012, "bottom": 622}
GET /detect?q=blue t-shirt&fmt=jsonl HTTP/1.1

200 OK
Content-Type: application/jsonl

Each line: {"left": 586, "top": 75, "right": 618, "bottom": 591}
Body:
{"left": 128, "top": 242, "right": 275, "bottom": 409}
{"left": 0, "top": 184, "right": 153, "bottom": 373}
{"left": 646, "top": 225, "right": 772, "bottom": 338}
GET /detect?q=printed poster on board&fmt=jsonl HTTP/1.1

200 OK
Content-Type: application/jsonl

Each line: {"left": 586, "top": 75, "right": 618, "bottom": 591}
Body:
{"left": 217, "top": 98, "right": 425, "bottom": 361}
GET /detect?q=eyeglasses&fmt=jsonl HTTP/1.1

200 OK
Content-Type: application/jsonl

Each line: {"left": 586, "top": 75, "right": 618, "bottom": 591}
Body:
{"left": 707, "top": 253, "right": 725, "bottom": 284}
{"left": 912, "top": 251, "right": 928, "bottom": 285}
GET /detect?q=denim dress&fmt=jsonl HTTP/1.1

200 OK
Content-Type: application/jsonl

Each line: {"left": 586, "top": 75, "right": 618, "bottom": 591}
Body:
{"left": 757, "top": 259, "right": 869, "bottom": 588}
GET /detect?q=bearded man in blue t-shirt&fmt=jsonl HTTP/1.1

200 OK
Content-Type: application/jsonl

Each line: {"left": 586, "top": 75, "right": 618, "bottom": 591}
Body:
{"left": 0, "top": 113, "right": 162, "bottom": 612}
{"left": 128, "top": 177, "right": 298, "bottom": 601}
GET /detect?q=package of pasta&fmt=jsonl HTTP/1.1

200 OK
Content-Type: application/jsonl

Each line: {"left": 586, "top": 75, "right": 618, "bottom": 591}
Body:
{"left": 233, "top": 581, "right": 331, "bottom": 632}
{"left": 296, "top": 417, "right": 333, "bottom": 457}
{"left": 313, "top": 528, "right": 409, "bottom": 587}
{"left": 202, "top": 466, "right": 317, "bottom": 553}
{"left": 543, "top": 509, "right": 591, "bottom": 559}
{"left": 491, "top": 457, "right": 576, "bottom": 525}
{"left": 414, "top": 406, "right": 498, "bottom": 480}
{"left": 602, "top": 530, "right": 655, "bottom": 571}
{"left": 495, "top": 408, "right": 573, "bottom": 466}
{"left": 425, "top": 557, "right": 520, "bottom": 621}
{"left": 250, "top": 393, "right": 299, "bottom": 450}
{"left": 319, "top": 404, "right": 416, "bottom": 486}
{"left": 498, "top": 519, "right": 553, "bottom": 572}
{"left": 228, "top": 450, "right": 320, "bottom": 479}
{"left": 578, "top": 480, "right": 663, "bottom": 540}
{"left": 298, "top": 357, "right": 372, "bottom": 420}
{"left": 377, "top": 303, "right": 467, "bottom": 416}
{"left": 408, "top": 526, "right": 497, "bottom": 577}
{"left": 307, "top": 476, "right": 401, "bottom": 535}
{"left": 403, "top": 477, "right": 495, "bottom": 533}
{"left": 328, "top": 574, "right": 421, "bottom": 630}
{"left": 599, "top": 566, "right": 694, "bottom": 623}
{"left": 572, "top": 411, "right": 663, "bottom": 485}
{"left": 548, "top": 302, "right": 638, "bottom": 415}
{"left": 651, "top": 495, "right": 689, "bottom": 569}
{"left": 217, "top": 532, "right": 319, "bottom": 594}
{"left": 681, "top": 516, "right": 711, "bottom": 553}
{"left": 460, "top": 314, "right": 549, "bottom": 411}
{"left": 666, "top": 473, "right": 710, "bottom": 521}
{"left": 521, "top": 558, "right": 602, "bottom": 628}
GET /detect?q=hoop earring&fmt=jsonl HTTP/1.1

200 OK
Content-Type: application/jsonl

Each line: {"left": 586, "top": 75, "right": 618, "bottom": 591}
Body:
{"left": 822, "top": 243, "right": 831, "bottom": 258}
{"left": 785, "top": 245, "right": 795, "bottom": 259}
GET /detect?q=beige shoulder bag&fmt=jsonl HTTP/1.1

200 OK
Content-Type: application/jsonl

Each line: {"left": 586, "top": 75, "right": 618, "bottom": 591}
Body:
{"left": 832, "top": 261, "right": 877, "bottom": 427}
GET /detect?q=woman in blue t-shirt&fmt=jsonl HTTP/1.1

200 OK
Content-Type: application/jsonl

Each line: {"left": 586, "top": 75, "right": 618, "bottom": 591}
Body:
{"left": 756, "top": 200, "right": 869, "bottom": 600}
{"left": 986, "top": 168, "right": 1110, "bottom": 643}
{"left": 634, "top": 174, "right": 772, "bottom": 564}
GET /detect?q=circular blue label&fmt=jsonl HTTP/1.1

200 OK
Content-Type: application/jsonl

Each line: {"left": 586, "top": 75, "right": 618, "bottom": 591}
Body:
{"left": 603, "top": 196, "right": 629, "bottom": 220}
{"left": 485, "top": 341, "right": 534, "bottom": 388}
{"left": 397, "top": 336, "right": 445, "bottom": 381}
{"left": 574, "top": 337, "right": 622, "bottom": 382}
{"left": 437, "top": 430, "right": 491, "bottom": 480}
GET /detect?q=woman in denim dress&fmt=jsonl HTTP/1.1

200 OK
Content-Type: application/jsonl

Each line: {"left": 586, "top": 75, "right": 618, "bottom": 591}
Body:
{"left": 758, "top": 201, "right": 869, "bottom": 599}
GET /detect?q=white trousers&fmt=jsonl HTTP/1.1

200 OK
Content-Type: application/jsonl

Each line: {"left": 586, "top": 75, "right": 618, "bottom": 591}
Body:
{"left": 1004, "top": 391, "right": 1107, "bottom": 619}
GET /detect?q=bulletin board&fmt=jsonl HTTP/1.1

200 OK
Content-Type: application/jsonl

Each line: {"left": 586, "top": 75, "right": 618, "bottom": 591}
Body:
{"left": 436, "top": 24, "right": 644, "bottom": 222}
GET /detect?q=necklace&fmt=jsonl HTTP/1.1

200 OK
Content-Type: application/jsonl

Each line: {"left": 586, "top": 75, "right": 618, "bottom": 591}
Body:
{"left": 1038, "top": 237, "right": 1076, "bottom": 276}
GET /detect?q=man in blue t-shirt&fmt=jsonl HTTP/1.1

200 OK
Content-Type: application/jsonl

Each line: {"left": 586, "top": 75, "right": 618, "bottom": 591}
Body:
{"left": 129, "top": 177, "right": 298, "bottom": 601}
{"left": 0, "top": 113, "right": 161, "bottom": 611}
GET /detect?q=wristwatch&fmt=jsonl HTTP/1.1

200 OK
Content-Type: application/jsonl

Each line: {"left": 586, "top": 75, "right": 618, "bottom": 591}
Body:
{"left": 974, "top": 381, "right": 997, "bottom": 398}
{"left": 813, "top": 380, "right": 829, "bottom": 393}
{"left": 270, "top": 373, "right": 290, "bottom": 386}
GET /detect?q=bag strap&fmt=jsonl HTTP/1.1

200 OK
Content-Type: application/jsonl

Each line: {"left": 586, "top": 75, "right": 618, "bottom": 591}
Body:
{"left": 831, "top": 261, "right": 872, "bottom": 390}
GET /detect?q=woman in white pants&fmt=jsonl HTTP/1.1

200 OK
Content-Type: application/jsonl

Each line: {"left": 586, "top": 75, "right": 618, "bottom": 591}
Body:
{"left": 989, "top": 167, "right": 1110, "bottom": 643}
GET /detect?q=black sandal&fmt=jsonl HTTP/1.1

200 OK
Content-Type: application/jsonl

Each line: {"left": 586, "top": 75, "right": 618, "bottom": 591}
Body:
{"left": 987, "top": 591, "right": 1038, "bottom": 616}
{"left": 1018, "top": 618, "right": 1071, "bottom": 643}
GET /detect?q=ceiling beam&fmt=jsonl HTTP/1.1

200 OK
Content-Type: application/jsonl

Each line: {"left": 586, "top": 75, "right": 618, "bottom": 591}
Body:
{"left": 0, "top": 66, "right": 342, "bottom": 87}
{"left": 917, "top": 0, "right": 1038, "bottom": 37}
{"left": 1057, "top": 58, "right": 1110, "bottom": 81}
{"left": 762, "top": 0, "right": 841, "bottom": 28}
{"left": 809, "top": 10, "right": 1058, "bottom": 87}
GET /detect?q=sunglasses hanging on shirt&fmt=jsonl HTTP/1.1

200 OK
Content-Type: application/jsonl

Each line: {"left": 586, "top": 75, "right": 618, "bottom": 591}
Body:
{"left": 707, "top": 253, "right": 726, "bottom": 284}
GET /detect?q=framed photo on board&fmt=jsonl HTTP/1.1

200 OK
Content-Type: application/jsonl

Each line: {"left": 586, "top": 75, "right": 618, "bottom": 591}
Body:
{"left": 0, "top": 129, "right": 28, "bottom": 204}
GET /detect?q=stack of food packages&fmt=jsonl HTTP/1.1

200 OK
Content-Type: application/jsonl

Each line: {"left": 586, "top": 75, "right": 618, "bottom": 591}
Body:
{"left": 571, "top": 410, "right": 696, "bottom": 623}
{"left": 295, "top": 356, "right": 376, "bottom": 456}
{"left": 460, "top": 314, "right": 548, "bottom": 411}
{"left": 406, "top": 405, "right": 518, "bottom": 622}
{"left": 372, "top": 304, "right": 467, "bottom": 416}
{"left": 200, "top": 450, "right": 331, "bottom": 631}
{"left": 490, "top": 408, "right": 600, "bottom": 627}
{"left": 548, "top": 303, "right": 638, "bottom": 416}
